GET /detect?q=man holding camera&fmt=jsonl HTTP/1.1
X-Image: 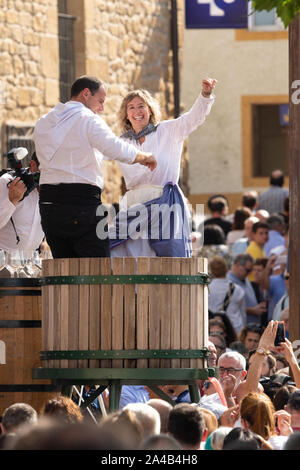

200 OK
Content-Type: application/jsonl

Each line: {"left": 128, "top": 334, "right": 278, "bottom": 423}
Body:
{"left": 0, "top": 153, "right": 44, "bottom": 252}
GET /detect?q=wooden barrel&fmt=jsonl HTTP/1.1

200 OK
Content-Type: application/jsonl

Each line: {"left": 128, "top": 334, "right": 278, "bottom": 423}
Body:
{"left": 0, "top": 279, "right": 58, "bottom": 416}
{"left": 41, "top": 258, "right": 210, "bottom": 369}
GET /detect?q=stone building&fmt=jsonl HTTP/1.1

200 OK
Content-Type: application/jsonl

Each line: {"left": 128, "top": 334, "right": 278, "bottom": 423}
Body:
{"left": 0, "top": 0, "right": 187, "bottom": 203}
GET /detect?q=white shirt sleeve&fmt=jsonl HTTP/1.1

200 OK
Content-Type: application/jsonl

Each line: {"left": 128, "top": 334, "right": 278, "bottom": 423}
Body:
{"left": 0, "top": 175, "right": 17, "bottom": 230}
{"left": 87, "top": 116, "right": 138, "bottom": 164}
{"left": 160, "top": 93, "right": 215, "bottom": 143}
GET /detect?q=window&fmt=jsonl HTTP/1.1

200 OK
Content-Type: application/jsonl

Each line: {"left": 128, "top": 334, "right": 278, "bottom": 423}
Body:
{"left": 58, "top": 1, "right": 76, "bottom": 103}
{"left": 241, "top": 95, "right": 289, "bottom": 187}
{"left": 248, "top": 2, "right": 285, "bottom": 31}
{"left": 252, "top": 104, "right": 288, "bottom": 177}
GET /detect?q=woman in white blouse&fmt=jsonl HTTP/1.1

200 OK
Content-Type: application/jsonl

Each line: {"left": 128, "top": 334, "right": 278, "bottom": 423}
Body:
{"left": 110, "top": 78, "right": 217, "bottom": 258}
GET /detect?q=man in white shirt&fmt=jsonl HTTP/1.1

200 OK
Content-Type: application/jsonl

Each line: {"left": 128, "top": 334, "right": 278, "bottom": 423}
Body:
{"left": 208, "top": 255, "right": 246, "bottom": 334}
{"left": 0, "top": 153, "right": 44, "bottom": 252}
{"left": 33, "top": 75, "right": 156, "bottom": 258}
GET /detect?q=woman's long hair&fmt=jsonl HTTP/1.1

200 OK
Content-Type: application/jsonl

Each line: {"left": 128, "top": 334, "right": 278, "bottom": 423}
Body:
{"left": 240, "top": 392, "right": 276, "bottom": 440}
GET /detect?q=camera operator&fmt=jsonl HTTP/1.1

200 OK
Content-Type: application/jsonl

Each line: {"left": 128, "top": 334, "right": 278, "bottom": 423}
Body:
{"left": 0, "top": 152, "right": 44, "bottom": 251}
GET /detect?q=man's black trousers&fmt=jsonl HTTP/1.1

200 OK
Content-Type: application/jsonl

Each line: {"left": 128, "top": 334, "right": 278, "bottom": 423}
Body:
{"left": 39, "top": 183, "right": 110, "bottom": 259}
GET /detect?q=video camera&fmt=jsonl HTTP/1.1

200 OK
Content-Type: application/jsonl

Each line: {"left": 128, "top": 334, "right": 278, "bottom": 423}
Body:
{"left": 260, "top": 374, "right": 296, "bottom": 401}
{"left": 5, "top": 147, "right": 40, "bottom": 199}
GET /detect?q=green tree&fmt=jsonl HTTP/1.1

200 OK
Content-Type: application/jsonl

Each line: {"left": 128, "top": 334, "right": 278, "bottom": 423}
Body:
{"left": 249, "top": 0, "right": 300, "bottom": 27}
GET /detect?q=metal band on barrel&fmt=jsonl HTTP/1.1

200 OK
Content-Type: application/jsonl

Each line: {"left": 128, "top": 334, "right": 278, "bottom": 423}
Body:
{"left": 40, "top": 348, "right": 211, "bottom": 360}
{"left": 39, "top": 273, "right": 211, "bottom": 286}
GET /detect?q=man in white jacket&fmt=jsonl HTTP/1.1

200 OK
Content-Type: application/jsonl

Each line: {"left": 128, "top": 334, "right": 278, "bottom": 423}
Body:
{"left": 33, "top": 75, "right": 156, "bottom": 258}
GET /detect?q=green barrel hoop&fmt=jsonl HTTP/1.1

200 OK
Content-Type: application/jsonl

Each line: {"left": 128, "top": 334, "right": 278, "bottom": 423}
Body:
{"left": 40, "top": 348, "right": 211, "bottom": 361}
{"left": 38, "top": 273, "right": 211, "bottom": 286}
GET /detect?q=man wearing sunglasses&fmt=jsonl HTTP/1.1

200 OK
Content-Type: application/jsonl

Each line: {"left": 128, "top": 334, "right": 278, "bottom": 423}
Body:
{"left": 217, "top": 351, "right": 248, "bottom": 407}
{"left": 200, "top": 351, "right": 247, "bottom": 414}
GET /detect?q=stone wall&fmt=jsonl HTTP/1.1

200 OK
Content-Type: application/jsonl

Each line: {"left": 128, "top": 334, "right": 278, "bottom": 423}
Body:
{"left": 0, "top": 0, "right": 187, "bottom": 203}
{"left": 0, "top": 0, "right": 59, "bottom": 126}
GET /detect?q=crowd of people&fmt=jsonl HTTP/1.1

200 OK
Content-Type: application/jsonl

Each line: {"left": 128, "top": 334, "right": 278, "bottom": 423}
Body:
{"left": 1, "top": 317, "right": 300, "bottom": 451}
{"left": 193, "top": 171, "right": 290, "bottom": 337}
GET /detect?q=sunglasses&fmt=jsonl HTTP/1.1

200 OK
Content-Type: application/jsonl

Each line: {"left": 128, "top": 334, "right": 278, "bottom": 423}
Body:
{"left": 219, "top": 366, "right": 243, "bottom": 374}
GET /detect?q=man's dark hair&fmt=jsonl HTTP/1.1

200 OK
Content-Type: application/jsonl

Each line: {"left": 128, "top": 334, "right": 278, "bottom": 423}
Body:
{"left": 209, "top": 332, "right": 226, "bottom": 350}
{"left": 70, "top": 76, "right": 102, "bottom": 98}
{"left": 251, "top": 221, "right": 269, "bottom": 233}
{"left": 232, "top": 207, "right": 252, "bottom": 230}
{"left": 270, "top": 170, "right": 284, "bottom": 187}
{"left": 207, "top": 197, "right": 227, "bottom": 214}
{"left": 253, "top": 257, "right": 268, "bottom": 268}
{"left": 203, "top": 224, "right": 226, "bottom": 245}
{"left": 233, "top": 253, "right": 254, "bottom": 267}
{"left": 168, "top": 404, "right": 205, "bottom": 447}
{"left": 287, "top": 390, "right": 300, "bottom": 411}
{"left": 242, "top": 192, "right": 258, "bottom": 210}
{"left": 284, "top": 432, "right": 300, "bottom": 450}
{"left": 273, "top": 385, "right": 297, "bottom": 411}
{"left": 266, "top": 214, "right": 285, "bottom": 230}
{"left": 2, "top": 403, "right": 38, "bottom": 433}
{"left": 223, "top": 428, "right": 260, "bottom": 450}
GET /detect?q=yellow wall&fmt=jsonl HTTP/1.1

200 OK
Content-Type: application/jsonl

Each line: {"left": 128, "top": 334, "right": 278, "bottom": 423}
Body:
{"left": 182, "top": 28, "right": 288, "bottom": 205}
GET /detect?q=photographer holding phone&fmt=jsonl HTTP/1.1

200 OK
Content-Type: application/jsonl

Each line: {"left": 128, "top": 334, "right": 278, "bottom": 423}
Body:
{"left": 244, "top": 321, "right": 300, "bottom": 393}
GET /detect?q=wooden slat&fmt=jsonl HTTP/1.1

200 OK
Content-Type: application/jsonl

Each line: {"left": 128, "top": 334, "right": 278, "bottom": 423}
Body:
{"left": 160, "top": 258, "right": 172, "bottom": 368}
{"left": 189, "top": 258, "right": 198, "bottom": 368}
{"left": 52, "top": 259, "right": 61, "bottom": 368}
{"left": 15, "top": 288, "right": 25, "bottom": 401}
{"left": 136, "top": 258, "right": 150, "bottom": 368}
{"left": 180, "top": 258, "right": 190, "bottom": 368}
{"left": 100, "top": 258, "right": 112, "bottom": 368}
{"left": 170, "top": 258, "right": 182, "bottom": 368}
{"left": 79, "top": 258, "right": 90, "bottom": 368}
{"left": 89, "top": 258, "right": 101, "bottom": 368}
{"left": 60, "top": 258, "right": 69, "bottom": 369}
{"left": 69, "top": 258, "right": 79, "bottom": 368}
{"left": 124, "top": 258, "right": 137, "bottom": 368}
{"left": 111, "top": 258, "right": 124, "bottom": 368}
{"left": 47, "top": 259, "right": 55, "bottom": 368}
{"left": 148, "top": 258, "right": 161, "bottom": 368}
{"left": 41, "top": 260, "right": 49, "bottom": 367}
{"left": 198, "top": 257, "right": 208, "bottom": 369}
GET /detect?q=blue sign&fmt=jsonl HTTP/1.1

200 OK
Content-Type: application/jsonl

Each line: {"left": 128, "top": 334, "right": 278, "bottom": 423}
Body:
{"left": 185, "top": 0, "right": 248, "bottom": 29}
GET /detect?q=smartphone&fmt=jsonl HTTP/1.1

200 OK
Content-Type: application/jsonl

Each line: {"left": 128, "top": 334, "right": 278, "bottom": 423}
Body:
{"left": 274, "top": 321, "right": 285, "bottom": 346}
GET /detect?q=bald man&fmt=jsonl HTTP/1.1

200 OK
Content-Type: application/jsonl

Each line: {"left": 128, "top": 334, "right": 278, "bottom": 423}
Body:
{"left": 258, "top": 169, "right": 289, "bottom": 215}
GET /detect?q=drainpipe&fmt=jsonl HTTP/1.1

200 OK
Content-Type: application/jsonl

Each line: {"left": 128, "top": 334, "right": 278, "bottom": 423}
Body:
{"left": 170, "top": 0, "right": 180, "bottom": 118}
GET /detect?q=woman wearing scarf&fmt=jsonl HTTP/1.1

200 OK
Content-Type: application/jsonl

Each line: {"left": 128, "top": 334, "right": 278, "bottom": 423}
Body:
{"left": 109, "top": 78, "right": 217, "bottom": 258}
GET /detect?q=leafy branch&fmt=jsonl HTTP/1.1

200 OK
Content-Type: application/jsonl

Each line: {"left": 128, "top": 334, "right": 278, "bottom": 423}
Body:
{"left": 248, "top": 0, "right": 300, "bottom": 27}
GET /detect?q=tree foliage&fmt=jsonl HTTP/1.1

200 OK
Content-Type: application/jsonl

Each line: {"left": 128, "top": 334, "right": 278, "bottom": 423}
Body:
{"left": 249, "top": 0, "right": 300, "bottom": 27}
